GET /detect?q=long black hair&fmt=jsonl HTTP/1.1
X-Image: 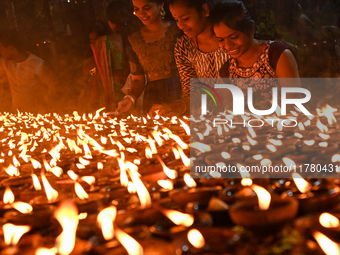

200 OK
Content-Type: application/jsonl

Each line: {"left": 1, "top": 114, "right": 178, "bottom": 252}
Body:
{"left": 210, "top": 0, "right": 255, "bottom": 35}
{"left": 168, "top": 0, "right": 218, "bottom": 13}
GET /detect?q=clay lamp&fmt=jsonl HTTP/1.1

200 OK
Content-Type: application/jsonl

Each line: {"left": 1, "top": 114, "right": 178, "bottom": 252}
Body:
{"left": 229, "top": 184, "right": 299, "bottom": 235}
{"left": 281, "top": 173, "right": 340, "bottom": 215}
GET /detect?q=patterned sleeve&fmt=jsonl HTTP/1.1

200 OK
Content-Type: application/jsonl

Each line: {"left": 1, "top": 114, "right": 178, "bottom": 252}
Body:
{"left": 174, "top": 36, "right": 196, "bottom": 97}
{"left": 126, "top": 35, "right": 144, "bottom": 76}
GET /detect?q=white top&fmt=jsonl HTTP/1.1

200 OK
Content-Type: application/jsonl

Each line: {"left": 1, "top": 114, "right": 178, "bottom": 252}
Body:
{"left": 1, "top": 53, "right": 57, "bottom": 113}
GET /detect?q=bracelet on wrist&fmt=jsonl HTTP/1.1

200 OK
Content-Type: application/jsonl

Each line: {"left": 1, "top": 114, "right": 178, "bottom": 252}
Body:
{"left": 124, "top": 95, "right": 135, "bottom": 107}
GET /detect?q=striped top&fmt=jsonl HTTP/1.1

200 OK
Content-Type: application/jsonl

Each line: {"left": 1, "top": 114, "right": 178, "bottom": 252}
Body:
{"left": 174, "top": 34, "right": 229, "bottom": 97}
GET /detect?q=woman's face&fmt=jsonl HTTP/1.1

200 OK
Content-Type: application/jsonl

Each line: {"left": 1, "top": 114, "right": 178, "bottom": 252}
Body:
{"left": 170, "top": 2, "right": 209, "bottom": 39}
{"left": 132, "top": 0, "right": 162, "bottom": 26}
{"left": 213, "top": 22, "right": 252, "bottom": 59}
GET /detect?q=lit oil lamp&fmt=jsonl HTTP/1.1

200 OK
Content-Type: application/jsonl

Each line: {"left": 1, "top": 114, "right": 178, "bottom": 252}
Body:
{"left": 281, "top": 174, "right": 340, "bottom": 215}
{"left": 229, "top": 184, "right": 298, "bottom": 235}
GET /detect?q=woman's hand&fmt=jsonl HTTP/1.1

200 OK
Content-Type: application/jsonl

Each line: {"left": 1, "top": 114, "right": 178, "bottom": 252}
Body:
{"left": 115, "top": 97, "right": 134, "bottom": 114}
{"left": 148, "top": 104, "right": 172, "bottom": 118}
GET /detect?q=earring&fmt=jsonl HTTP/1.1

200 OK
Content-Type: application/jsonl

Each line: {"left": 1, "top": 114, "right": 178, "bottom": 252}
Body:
{"left": 133, "top": 11, "right": 136, "bottom": 15}
{"left": 160, "top": 7, "right": 166, "bottom": 19}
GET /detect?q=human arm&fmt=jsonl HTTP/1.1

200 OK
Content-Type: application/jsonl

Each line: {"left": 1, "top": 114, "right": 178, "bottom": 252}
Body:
{"left": 149, "top": 37, "right": 195, "bottom": 117}
{"left": 276, "top": 49, "right": 300, "bottom": 87}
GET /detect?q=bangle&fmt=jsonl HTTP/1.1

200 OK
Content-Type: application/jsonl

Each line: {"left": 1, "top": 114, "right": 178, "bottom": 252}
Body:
{"left": 124, "top": 95, "right": 135, "bottom": 107}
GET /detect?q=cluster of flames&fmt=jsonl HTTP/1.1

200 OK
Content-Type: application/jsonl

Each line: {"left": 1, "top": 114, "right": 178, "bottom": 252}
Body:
{"left": 0, "top": 108, "right": 195, "bottom": 255}
{"left": 1, "top": 104, "right": 340, "bottom": 254}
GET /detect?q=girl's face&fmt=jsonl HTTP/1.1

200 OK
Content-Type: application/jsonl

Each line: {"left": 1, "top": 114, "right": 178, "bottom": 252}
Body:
{"left": 213, "top": 22, "right": 252, "bottom": 60}
{"left": 89, "top": 32, "right": 99, "bottom": 44}
{"left": 170, "top": 2, "right": 209, "bottom": 39}
{"left": 132, "top": 0, "right": 163, "bottom": 26}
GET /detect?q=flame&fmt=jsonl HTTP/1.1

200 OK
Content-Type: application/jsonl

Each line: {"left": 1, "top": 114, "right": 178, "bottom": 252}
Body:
{"left": 188, "top": 229, "right": 205, "bottom": 249}
{"left": 54, "top": 200, "right": 79, "bottom": 255}
{"left": 319, "top": 133, "right": 330, "bottom": 140}
{"left": 12, "top": 155, "right": 20, "bottom": 167}
{"left": 190, "top": 142, "right": 211, "bottom": 153}
{"left": 128, "top": 168, "right": 152, "bottom": 208}
{"left": 3, "top": 187, "right": 15, "bottom": 204}
{"left": 67, "top": 170, "right": 79, "bottom": 181}
{"left": 313, "top": 231, "right": 340, "bottom": 255}
{"left": 3, "top": 223, "right": 31, "bottom": 246}
{"left": 157, "top": 180, "right": 174, "bottom": 190}
{"left": 304, "top": 140, "right": 315, "bottom": 146}
{"left": 31, "top": 173, "right": 42, "bottom": 191}
{"left": 253, "top": 154, "right": 263, "bottom": 160}
{"left": 319, "top": 142, "right": 328, "bottom": 147}
{"left": 151, "top": 130, "right": 164, "bottom": 146}
{"left": 78, "top": 212, "right": 88, "bottom": 220}
{"left": 252, "top": 184, "right": 271, "bottom": 210}
{"left": 97, "top": 162, "right": 104, "bottom": 170}
{"left": 12, "top": 202, "right": 33, "bottom": 214}
{"left": 4, "top": 164, "right": 20, "bottom": 177}
{"left": 127, "top": 182, "right": 137, "bottom": 193}
{"left": 332, "top": 154, "right": 340, "bottom": 162}
{"left": 221, "top": 152, "right": 231, "bottom": 159}
{"left": 162, "top": 209, "right": 194, "bottom": 227}
{"left": 74, "top": 182, "right": 89, "bottom": 200}
{"left": 268, "top": 139, "right": 282, "bottom": 146}
{"left": 266, "top": 144, "right": 277, "bottom": 152}
{"left": 232, "top": 138, "right": 241, "bottom": 143}
{"left": 184, "top": 173, "right": 197, "bottom": 188}
{"left": 246, "top": 136, "right": 258, "bottom": 145}
{"left": 236, "top": 163, "right": 250, "bottom": 179}
{"left": 79, "top": 157, "right": 90, "bottom": 166}
{"left": 292, "top": 173, "right": 311, "bottom": 193}
{"left": 241, "top": 178, "right": 253, "bottom": 186}
{"left": 30, "top": 158, "right": 42, "bottom": 169}
{"left": 115, "top": 228, "right": 143, "bottom": 255}
{"left": 179, "top": 119, "right": 190, "bottom": 135}
{"left": 35, "top": 248, "right": 58, "bottom": 255}
{"left": 319, "top": 104, "right": 337, "bottom": 125}
{"left": 316, "top": 118, "right": 328, "bottom": 133}
{"left": 298, "top": 122, "right": 305, "bottom": 131}
{"left": 170, "top": 134, "right": 188, "bottom": 149}
{"left": 177, "top": 147, "right": 190, "bottom": 167}
{"left": 282, "top": 157, "right": 296, "bottom": 171}
{"left": 319, "top": 213, "right": 340, "bottom": 228}
{"left": 41, "top": 172, "right": 59, "bottom": 203}
{"left": 157, "top": 156, "right": 178, "bottom": 179}
{"left": 145, "top": 146, "right": 153, "bottom": 159}
{"left": 172, "top": 147, "right": 181, "bottom": 159}
{"left": 97, "top": 206, "right": 117, "bottom": 240}
{"left": 80, "top": 176, "right": 95, "bottom": 185}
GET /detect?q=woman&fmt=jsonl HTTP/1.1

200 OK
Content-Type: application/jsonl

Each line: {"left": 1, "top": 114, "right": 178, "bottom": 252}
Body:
{"left": 91, "top": 0, "right": 134, "bottom": 111}
{"left": 148, "top": 0, "right": 229, "bottom": 116}
{"left": 115, "top": 0, "right": 183, "bottom": 114}
{"left": 211, "top": 0, "right": 299, "bottom": 89}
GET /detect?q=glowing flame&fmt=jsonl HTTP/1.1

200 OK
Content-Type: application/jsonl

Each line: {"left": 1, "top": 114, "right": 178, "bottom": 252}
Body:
{"left": 184, "top": 173, "right": 197, "bottom": 188}
{"left": 4, "top": 164, "right": 20, "bottom": 177}
{"left": 78, "top": 212, "right": 88, "bottom": 220}
{"left": 54, "top": 200, "right": 79, "bottom": 255}
{"left": 316, "top": 118, "right": 328, "bottom": 133}
{"left": 221, "top": 152, "right": 231, "bottom": 159}
{"left": 31, "top": 173, "right": 42, "bottom": 191}
{"left": 241, "top": 178, "right": 253, "bottom": 186}
{"left": 41, "top": 172, "right": 59, "bottom": 203}
{"left": 129, "top": 169, "right": 152, "bottom": 208}
{"left": 313, "top": 231, "right": 340, "bottom": 255}
{"left": 12, "top": 155, "right": 20, "bottom": 167}
{"left": 170, "top": 134, "right": 188, "bottom": 149}
{"left": 178, "top": 147, "right": 190, "bottom": 167}
{"left": 253, "top": 154, "right": 263, "bottom": 160}
{"left": 236, "top": 163, "right": 250, "bottom": 179}
{"left": 97, "top": 206, "right": 117, "bottom": 240}
{"left": 157, "top": 156, "right": 178, "bottom": 179}
{"left": 232, "top": 138, "right": 241, "bottom": 143}
{"left": 252, "top": 184, "right": 271, "bottom": 210}
{"left": 157, "top": 180, "right": 174, "bottom": 190}
{"left": 74, "top": 182, "right": 89, "bottom": 200}
{"left": 145, "top": 146, "right": 153, "bottom": 159}
{"left": 332, "top": 154, "right": 340, "bottom": 162}
{"left": 12, "top": 202, "right": 33, "bottom": 214}
{"left": 97, "top": 162, "right": 104, "bottom": 170}
{"left": 162, "top": 209, "right": 194, "bottom": 227}
{"left": 115, "top": 228, "right": 143, "bottom": 255}
{"left": 319, "top": 104, "right": 337, "bottom": 125}
{"left": 246, "top": 136, "right": 258, "bottom": 146}
{"left": 80, "top": 176, "right": 95, "bottom": 185}
{"left": 67, "top": 170, "right": 78, "bottom": 181}
{"left": 172, "top": 147, "right": 180, "bottom": 159}
{"left": 3, "top": 187, "right": 15, "bottom": 204}
{"left": 179, "top": 119, "right": 190, "bottom": 135}
{"left": 35, "top": 248, "right": 58, "bottom": 255}
{"left": 319, "top": 213, "right": 340, "bottom": 228}
{"left": 304, "top": 140, "right": 315, "bottom": 146}
{"left": 292, "top": 173, "right": 311, "bottom": 193}
{"left": 188, "top": 229, "right": 205, "bottom": 249}
{"left": 3, "top": 223, "right": 31, "bottom": 246}
{"left": 266, "top": 144, "right": 277, "bottom": 152}
{"left": 282, "top": 157, "right": 296, "bottom": 171}
{"left": 30, "top": 158, "right": 42, "bottom": 169}
{"left": 190, "top": 142, "right": 211, "bottom": 153}
{"left": 79, "top": 157, "right": 90, "bottom": 166}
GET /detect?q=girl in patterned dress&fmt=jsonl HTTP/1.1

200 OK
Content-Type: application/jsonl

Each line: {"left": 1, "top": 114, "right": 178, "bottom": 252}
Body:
{"left": 115, "top": 0, "right": 183, "bottom": 114}
{"left": 148, "top": 0, "right": 229, "bottom": 116}
{"left": 211, "top": 0, "right": 299, "bottom": 105}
